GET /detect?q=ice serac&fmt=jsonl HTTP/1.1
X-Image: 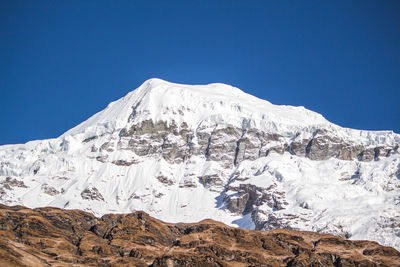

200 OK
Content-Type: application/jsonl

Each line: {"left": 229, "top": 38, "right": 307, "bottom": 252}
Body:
{"left": 0, "top": 78, "right": 400, "bottom": 250}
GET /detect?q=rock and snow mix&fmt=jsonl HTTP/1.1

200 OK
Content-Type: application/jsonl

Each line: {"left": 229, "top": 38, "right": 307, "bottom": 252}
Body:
{"left": 0, "top": 78, "right": 399, "bottom": 249}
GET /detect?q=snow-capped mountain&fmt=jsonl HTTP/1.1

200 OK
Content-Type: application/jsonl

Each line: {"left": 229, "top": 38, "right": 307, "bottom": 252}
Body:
{"left": 1, "top": 78, "right": 399, "bottom": 249}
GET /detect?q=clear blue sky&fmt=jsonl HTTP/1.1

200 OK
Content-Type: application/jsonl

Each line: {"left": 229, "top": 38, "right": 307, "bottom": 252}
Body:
{"left": 1, "top": 0, "right": 399, "bottom": 145}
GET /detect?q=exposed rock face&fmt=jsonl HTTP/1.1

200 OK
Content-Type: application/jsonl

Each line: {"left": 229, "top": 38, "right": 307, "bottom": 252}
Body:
{"left": 0, "top": 177, "right": 27, "bottom": 190}
{"left": 0, "top": 205, "right": 399, "bottom": 267}
{"left": 41, "top": 184, "right": 60, "bottom": 195}
{"left": 118, "top": 119, "right": 398, "bottom": 165}
{"left": 81, "top": 187, "right": 104, "bottom": 201}
{"left": 199, "top": 174, "right": 224, "bottom": 191}
{"left": 225, "top": 183, "right": 287, "bottom": 216}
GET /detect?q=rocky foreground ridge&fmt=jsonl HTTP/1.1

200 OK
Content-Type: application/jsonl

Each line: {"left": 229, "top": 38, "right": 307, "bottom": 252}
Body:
{"left": 0, "top": 205, "right": 399, "bottom": 267}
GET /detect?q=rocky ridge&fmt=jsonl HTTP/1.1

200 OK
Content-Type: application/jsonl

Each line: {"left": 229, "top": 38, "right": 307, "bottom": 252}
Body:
{"left": 1, "top": 205, "right": 399, "bottom": 267}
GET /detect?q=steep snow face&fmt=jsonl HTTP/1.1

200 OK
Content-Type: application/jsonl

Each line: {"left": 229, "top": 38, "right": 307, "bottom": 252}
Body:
{"left": 65, "top": 78, "right": 327, "bottom": 133}
{"left": 0, "top": 78, "right": 399, "bottom": 250}
{"left": 62, "top": 78, "right": 399, "bottom": 146}
{"left": 60, "top": 78, "right": 327, "bottom": 152}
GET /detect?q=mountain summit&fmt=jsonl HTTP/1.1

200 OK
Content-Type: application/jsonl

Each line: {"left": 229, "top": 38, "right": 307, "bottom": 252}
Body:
{"left": 64, "top": 78, "right": 329, "bottom": 138}
{"left": 0, "top": 79, "right": 399, "bottom": 250}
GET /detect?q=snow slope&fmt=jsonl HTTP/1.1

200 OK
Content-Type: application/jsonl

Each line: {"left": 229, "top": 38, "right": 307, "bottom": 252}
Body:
{"left": 0, "top": 78, "right": 399, "bottom": 249}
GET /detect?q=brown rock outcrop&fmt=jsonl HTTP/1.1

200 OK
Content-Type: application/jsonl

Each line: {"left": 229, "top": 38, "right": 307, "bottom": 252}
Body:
{"left": 0, "top": 204, "right": 399, "bottom": 267}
